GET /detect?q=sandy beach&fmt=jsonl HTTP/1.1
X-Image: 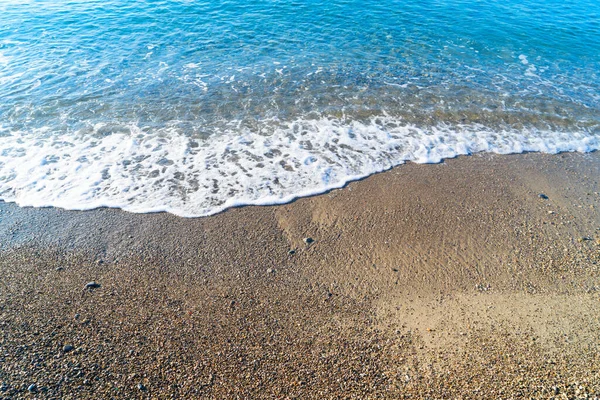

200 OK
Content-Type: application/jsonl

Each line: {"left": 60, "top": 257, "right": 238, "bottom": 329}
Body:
{"left": 1, "top": 151, "right": 599, "bottom": 399}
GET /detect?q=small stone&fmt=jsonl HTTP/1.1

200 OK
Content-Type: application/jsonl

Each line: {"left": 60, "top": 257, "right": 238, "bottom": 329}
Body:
{"left": 137, "top": 383, "right": 146, "bottom": 391}
{"left": 28, "top": 384, "right": 37, "bottom": 393}
{"left": 63, "top": 345, "right": 74, "bottom": 353}
{"left": 288, "top": 249, "right": 296, "bottom": 255}
{"left": 303, "top": 237, "right": 314, "bottom": 244}
{"left": 538, "top": 193, "right": 549, "bottom": 199}
{"left": 55, "top": 267, "right": 64, "bottom": 271}
{"left": 547, "top": 210, "right": 554, "bottom": 214}
{"left": 475, "top": 283, "right": 490, "bottom": 292}
{"left": 74, "top": 313, "right": 80, "bottom": 320}
{"left": 85, "top": 281, "right": 101, "bottom": 289}
{"left": 266, "top": 268, "right": 274, "bottom": 274}
{"left": 0, "top": 383, "right": 8, "bottom": 392}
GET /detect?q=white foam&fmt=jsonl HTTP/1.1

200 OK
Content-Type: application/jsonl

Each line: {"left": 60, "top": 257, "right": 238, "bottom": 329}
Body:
{"left": 0, "top": 117, "right": 598, "bottom": 217}
{"left": 519, "top": 54, "right": 529, "bottom": 65}
{"left": 519, "top": 54, "right": 539, "bottom": 77}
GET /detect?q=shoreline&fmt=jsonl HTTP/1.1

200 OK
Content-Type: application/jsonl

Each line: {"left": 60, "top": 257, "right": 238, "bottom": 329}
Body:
{"left": 1, "top": 151, "right": 599, "bottom": 398}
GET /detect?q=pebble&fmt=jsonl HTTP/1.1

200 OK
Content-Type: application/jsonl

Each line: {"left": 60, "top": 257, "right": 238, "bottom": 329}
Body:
{"left": 85, "top": 281, "right": 101, "bottom": 289}
{"left": 475, "top": 283, "right": 490, "bottom": 292}
{"left": 55, "top": 267, "right": 64, "bottom": 271}
{"left": 538, "top": 193, "right": 549, "bottom": 199}
{"left": 0, "top": 383, "right": 7, "bottom": 392}
{"left": 288, "top": 249, "right": 296, "bottom": 255}
{"left": 27, "top": 384, "right": 37, "bottom": 393}
{"left": 267, "top": 268, "right": 274, "bottom": 274}
{"left": 137, "top": 383, "right": 146, "bottom": 391}
{"left": 63, "top": 344, "right": 74, "bottom": 353}
{"left": 303, "top": 237, "right": 314, "bottom": 244}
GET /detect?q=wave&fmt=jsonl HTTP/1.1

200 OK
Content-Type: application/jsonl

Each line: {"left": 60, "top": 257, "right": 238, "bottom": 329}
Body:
{"left": 0, "top": 116, "right": 597, "bottom": 217}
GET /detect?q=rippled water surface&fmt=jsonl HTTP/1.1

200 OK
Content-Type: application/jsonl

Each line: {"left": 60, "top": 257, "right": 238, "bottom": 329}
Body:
{"left": 1, "top": 0, "right": 599, "bottom": 215}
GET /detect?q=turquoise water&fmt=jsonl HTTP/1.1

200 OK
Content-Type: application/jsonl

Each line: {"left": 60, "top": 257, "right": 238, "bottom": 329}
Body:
{"left": 0, "top": 0, "right": 599, "bottom": 216}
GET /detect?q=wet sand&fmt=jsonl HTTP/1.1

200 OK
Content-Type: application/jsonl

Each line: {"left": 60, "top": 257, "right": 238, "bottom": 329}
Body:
{"left": 1, "top": 152, "right": 599, "bottom": 398}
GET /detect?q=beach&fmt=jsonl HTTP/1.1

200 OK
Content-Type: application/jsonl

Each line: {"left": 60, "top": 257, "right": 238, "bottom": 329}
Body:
{"left": 1, "top": 0, "right": 599, "bottom": 398}
{"left": 1, "top": 151, "right": 599, "bottom": 398}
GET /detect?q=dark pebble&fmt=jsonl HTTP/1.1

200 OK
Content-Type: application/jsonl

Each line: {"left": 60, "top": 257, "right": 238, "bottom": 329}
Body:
{"left": 303, "top": 237, "right": 314, "bottom": 244}
{"left": 55, "top": 267, "right": 64, "bottom": 271}
{"left": 85, "top": 281, "right": 101, "bottom": 289}
{"left": 137, "top": 383, "right": 146, "bottom": 391}
{"left": 288, "top": 249, "right": 296, "bottom": 255}
{"left": 63, "top": 344, "right": 74, "bottom": 353}
{"left": 538, "top": 193, "right": 549, "bottom": 199}
{"left": 0, "top": 383, "right": 8, "bottom": 392}
{"left": 28, "top": 384, "right": 37, "bottom": 393}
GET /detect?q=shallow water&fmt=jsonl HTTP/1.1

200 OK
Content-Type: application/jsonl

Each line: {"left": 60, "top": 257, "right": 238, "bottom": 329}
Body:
{"left": 0, "top": 0, "right": 599, "bottom": 216}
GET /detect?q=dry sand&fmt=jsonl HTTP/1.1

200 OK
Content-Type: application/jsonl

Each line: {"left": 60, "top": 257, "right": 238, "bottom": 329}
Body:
{"left": 0, "top": 152, "right": 599, "bottom": 399}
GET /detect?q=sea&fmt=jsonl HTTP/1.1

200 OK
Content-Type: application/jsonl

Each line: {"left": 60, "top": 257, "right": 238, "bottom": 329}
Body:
{"left": 0, "top": 0, "right": 598, "bottom": 217}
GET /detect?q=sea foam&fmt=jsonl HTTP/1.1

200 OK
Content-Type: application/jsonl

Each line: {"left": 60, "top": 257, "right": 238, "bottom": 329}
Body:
{"left": 0, "top": 117, "right": 597, "bottom": 217}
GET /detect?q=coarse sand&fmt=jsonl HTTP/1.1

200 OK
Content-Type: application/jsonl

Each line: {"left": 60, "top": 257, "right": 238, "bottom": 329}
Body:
{"left": 1, "top": 152, "right": 599, "bottom": 398}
